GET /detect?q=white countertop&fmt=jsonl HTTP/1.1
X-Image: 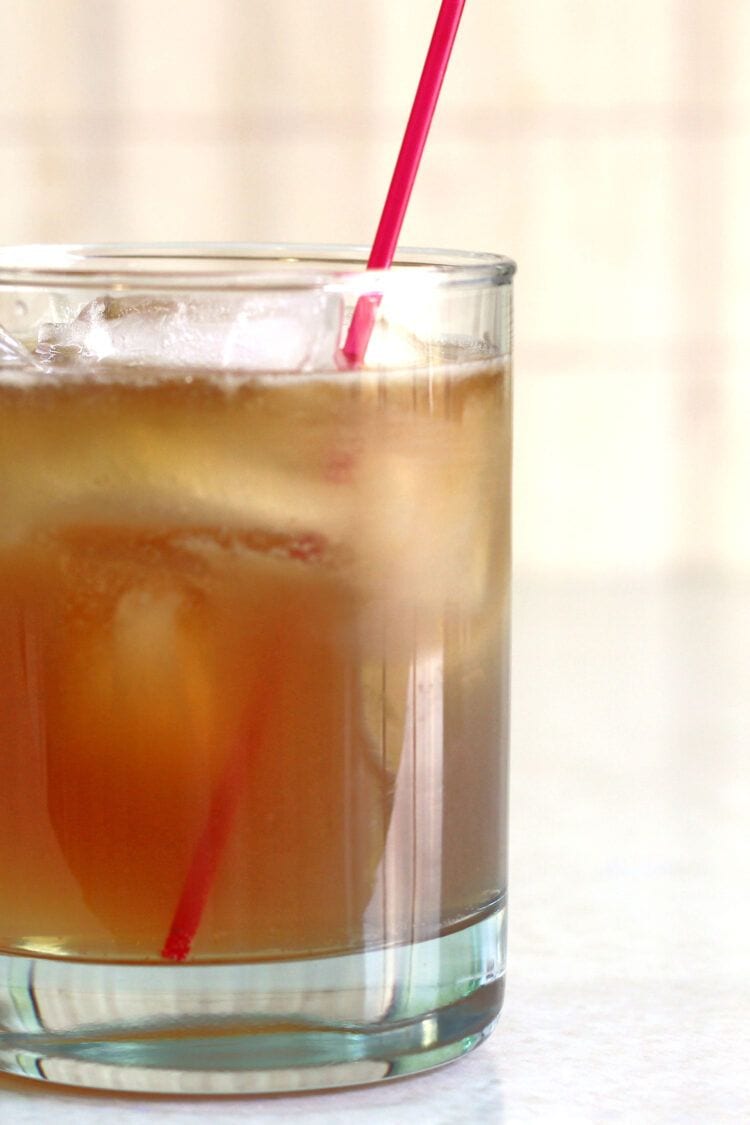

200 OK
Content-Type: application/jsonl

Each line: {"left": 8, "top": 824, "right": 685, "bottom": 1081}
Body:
{"left": 2, "top": 577, "right": 748, "bottom": 1123}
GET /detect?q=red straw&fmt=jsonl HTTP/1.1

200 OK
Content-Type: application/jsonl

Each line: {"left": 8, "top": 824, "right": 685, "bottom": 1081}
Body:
{"left": 161, "top": 631, "right": 284, "bottom": 962}
{"left": 160, "top": 0, "right": 466, "bottom": 963}
{"left": 340, "top": 0, "right": 467, "bottom": 366}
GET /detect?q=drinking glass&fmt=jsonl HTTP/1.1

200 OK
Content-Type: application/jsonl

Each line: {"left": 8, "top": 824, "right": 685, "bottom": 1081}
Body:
{"left": 0, "top": 244, "right": 514, "bottom": 1093}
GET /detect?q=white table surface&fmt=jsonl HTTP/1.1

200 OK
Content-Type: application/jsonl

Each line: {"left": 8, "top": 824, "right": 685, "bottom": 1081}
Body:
{"left": 2, "top": 577, "right": 748, "bottom": 1123}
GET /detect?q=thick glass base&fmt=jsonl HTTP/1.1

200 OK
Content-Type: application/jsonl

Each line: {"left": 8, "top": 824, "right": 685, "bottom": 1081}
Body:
{"left": 0, "top": 907, "right": 505, "bottom": 1094}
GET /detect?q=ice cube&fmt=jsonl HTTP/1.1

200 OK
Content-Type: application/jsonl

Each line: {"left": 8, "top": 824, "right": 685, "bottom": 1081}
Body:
{"left": 0, "top": 323, "right": 44, "bottom": 381}
{"left": 0, "top": 324, "right": 25, "bottom": 362}
{"left": 358, "top": 320, "right": 429, "bottom": 369}
{"left": 351, "top": 376, "right": 507, "bottom": 614}
{"left": 38, "top": 291, "right": 343, "bottom": 373}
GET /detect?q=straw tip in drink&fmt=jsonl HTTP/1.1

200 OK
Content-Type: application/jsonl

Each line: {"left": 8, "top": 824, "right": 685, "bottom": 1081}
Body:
{"left": 161, "top": 931, "right": 192, "bottom": 962}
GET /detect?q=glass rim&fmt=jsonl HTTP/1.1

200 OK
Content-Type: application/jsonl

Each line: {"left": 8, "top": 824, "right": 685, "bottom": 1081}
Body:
{"left": 0, "top": 242, "right": 516, "bottom": 293}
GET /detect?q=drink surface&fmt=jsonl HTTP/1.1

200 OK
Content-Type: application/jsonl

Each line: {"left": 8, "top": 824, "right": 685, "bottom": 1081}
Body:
{"left": 0, "top": 352, "right": 510, "bottom": 963}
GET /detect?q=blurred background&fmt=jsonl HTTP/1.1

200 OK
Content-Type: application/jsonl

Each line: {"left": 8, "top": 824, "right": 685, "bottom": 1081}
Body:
{"left": 1, "top": 0, "right": 748, "bottom": 579}
{"left": 1, "top": 8, "right": 748, "bottom": 1114}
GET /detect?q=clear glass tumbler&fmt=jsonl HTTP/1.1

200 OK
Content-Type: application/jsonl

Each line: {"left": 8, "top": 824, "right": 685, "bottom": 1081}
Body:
{"left": 0, "top": 244, "right": 514, "bottom": 1093}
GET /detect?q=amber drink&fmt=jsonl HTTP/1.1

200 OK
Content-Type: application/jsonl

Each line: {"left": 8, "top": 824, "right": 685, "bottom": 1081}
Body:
{"left": 0, "top": 245, "right": 514, "bottom": 1093}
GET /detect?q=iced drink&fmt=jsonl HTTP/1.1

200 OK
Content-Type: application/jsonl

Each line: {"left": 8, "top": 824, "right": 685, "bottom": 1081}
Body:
{"left": 0, "top": 245, "right": 513, "bottom": 1092}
